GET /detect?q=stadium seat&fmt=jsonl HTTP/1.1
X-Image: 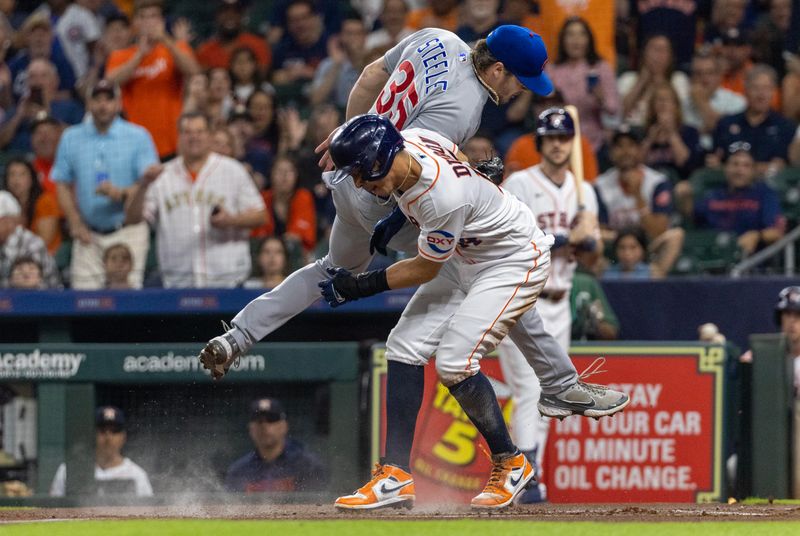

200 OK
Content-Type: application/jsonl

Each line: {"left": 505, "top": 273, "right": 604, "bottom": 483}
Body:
{"left": 688, "top": 167, "right": 726, "bottom": 204}
{"left": 675, "top": 229, "right": 742, "bottom": 275}
{"left": 768, "top": 167, "right": 800, "bottom": 225}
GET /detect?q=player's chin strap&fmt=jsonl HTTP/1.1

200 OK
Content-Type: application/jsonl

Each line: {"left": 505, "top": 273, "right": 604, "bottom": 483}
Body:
{"left": 471, "top": 52, "right": 499, "bottom": 105}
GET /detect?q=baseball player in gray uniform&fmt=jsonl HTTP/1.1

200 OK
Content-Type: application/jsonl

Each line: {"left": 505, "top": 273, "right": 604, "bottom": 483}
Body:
{"left": 199, "top": 26, "right": 627, "bottom": 431}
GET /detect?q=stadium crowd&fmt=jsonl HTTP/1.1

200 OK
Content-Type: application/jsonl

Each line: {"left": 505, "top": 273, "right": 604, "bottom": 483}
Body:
{"left": 0, "top": 0, "right": 798, "bottom": 290}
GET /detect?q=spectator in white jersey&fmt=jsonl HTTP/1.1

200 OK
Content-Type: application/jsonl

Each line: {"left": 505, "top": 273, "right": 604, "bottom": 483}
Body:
{"left": 595, "top": 124, "right": 674, "bottom": 242}
{"left": 50, "top": 406, "right": 153, "bottom": 497}
{"left": 595, "top": 125, "right": 684, "bottom": 274}
{"left": 125, "top": 112, "right": 266, "bottom": 288}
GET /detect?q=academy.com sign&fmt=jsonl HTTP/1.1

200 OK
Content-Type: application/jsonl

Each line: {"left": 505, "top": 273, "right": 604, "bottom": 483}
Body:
{"left": 123, "top": 351, "right": 265, "bottom": 374}
{"left": 0, "top": 349, "right": 86, "bottom": 379}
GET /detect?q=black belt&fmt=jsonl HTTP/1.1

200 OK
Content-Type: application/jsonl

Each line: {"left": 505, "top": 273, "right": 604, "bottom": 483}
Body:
{"left": 540, "top": 290, "right": 567, "bottom": 302}
{"left": 88, "top": 224, "right": 123, "bottom": 235}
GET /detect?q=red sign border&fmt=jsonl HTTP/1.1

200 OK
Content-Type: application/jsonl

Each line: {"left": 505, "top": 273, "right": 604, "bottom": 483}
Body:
{"left": 370, "top": 343, "right": 725, "bottom": 503}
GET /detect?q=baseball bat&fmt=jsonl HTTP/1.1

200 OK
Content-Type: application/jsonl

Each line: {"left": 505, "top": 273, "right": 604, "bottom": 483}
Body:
{"left": 564, "top": 104, "right": 598, "bottom": 251}
{"left": 563, "top": 104, "right": 585, "bottom": 211}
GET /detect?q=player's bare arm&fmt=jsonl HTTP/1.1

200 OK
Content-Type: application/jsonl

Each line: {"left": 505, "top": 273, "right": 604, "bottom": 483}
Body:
{"left": 385, "top": 255, "right": 442, "bottom": 289}
{"left": 315, "top": 58, "right": 390, "bottom": 170}
{"left": 346, "top": 58, "right": 391, "bottom": 120}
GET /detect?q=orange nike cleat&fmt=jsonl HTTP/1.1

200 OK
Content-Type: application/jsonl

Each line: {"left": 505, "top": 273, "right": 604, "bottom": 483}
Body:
{"left": 471, "top": 451, "right": 534, "bottom": 509}
{"left": 335, "top": 464, "right": 415, "bottom": 510}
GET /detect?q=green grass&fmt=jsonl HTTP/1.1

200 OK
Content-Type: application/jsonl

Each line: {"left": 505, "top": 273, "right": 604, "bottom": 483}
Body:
{"left": 742, "top": 498, "right": 800, "bottom": 505}
{"left": 2, "top": 520, "right": 800, "bottom": 536}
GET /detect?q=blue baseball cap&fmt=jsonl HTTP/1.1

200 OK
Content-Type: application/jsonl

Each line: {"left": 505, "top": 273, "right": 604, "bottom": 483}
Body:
{"left": 486, "top": 25, "right": 553, "bottom": 96}
{"left": 96, "top": 406, "right": 126, "bottom": 430}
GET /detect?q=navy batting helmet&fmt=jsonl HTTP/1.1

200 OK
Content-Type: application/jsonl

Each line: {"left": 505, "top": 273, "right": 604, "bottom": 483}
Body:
{"left": 535, "top": 107, "right": 575, "bottom": 150}
{"left": 328, "top": 114, "right": 404, "bottom": 185}
{"left": 775, "top": 286, "right": 800, "bottom": 325}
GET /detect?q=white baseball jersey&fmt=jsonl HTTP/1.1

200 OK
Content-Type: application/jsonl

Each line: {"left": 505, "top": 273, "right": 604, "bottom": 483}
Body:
{"left": 144, "top": 153, "right": 265, "bottom": 288}
{"left": 50, "top": 458, "right": 153, "bottom": 497}
{"left": 594, "top": 166, "right": 673, "bottom": 231}
{"left": 395, "top": 129, "right": 550, "bottom": 264}
{"left": 502, "top": 165, "right": 599, "bottom": 293}
{"left": 374, "top": 29, "right": 488, "bottom": 147}
{"left": 386, "top": 128, "right": 554, "bottom": 384}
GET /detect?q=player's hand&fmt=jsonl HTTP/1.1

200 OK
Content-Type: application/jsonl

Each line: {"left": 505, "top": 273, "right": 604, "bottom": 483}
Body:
{"left": 370, "top": 206, "right": 407, "bottom": 256}
{"left": 319, "top": 267, "right": 358, "bottom": 308}
{"left": 315, "top": 127, "right": 341, "bottom": 171}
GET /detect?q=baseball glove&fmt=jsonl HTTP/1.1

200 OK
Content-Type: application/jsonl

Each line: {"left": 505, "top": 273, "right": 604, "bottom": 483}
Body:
{"left": 474, "top": 156, "right": 504, "bottom": 184}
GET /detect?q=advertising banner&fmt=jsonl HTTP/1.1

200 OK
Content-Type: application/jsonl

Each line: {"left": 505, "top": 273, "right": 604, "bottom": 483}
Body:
{"left": 371, "top": 344, "right": 724, "bottom": 503}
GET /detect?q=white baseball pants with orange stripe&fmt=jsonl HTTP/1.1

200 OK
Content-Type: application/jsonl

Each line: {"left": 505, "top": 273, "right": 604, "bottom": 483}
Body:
{"left": 231, "top": 177, "right": 577, "bottom": 393}
{"left": 385, "top": 238, "right": 553, "bottom": 386}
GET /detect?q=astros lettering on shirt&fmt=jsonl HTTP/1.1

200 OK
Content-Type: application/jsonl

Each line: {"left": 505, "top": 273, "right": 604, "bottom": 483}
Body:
{"left": 695, "top": 181, "right": 785, "bottom": 235}
{"left": 373, "top": 28, "right": 488, "bottom": 146}
{"left": 503, "top": 165, "right": 599, "bottom": 292}
{"left": 394, "top": 129, "right": 546, "bottom": 264}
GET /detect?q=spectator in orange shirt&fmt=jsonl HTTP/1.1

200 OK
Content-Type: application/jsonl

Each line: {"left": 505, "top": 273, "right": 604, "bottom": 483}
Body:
{"left": 30, "top": 114, "right": 63, "bottom": 196}
{"left": 717, "top": 28, "right": 782, "bottom": 110}
{"left": 196, "top": 0, "right": 271, "bottom": 76}
{"left": 407, "top": 0, "right": 460, "bottom": 32}
{"left": 2, "top": 157, "right": 62, "bottom": 255}
{"left": 106, "top": 0, "right": 200, "bottom": 159}
{"left": 538, "top": 0, "right": 616, "bottom": 71}
{"left": 252, "top": 155, "right": 316, "bottom": 256}
{"left": 504, "top": 92, "right": 600, "bottom": 180}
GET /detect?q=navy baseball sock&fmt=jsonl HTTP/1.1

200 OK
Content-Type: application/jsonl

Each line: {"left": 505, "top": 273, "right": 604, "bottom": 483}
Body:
{"left": 448, "top": 372, "right": 516, "bottom": 457}
{"left": 383, "top": 361, "right": 425, "bottom": 472}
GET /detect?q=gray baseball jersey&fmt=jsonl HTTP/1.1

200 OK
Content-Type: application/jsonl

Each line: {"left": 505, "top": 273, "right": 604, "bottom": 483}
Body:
{"left": 372, "top": 28, "right": 488, "bottom": 147}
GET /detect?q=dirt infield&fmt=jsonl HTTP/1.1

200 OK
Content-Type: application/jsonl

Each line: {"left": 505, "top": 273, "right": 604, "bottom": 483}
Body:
{"left": 2, "top": 503, "right": 800, "bottom": 523}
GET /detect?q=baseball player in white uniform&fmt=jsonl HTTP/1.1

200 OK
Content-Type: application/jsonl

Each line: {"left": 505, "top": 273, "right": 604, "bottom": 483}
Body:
{"left": 320, "top": 115, "right": 551, "bottom": 509}
{"left": 125, "top": 112, "right": 267, "bottom": 287}
{"left": 497, "top": 107, "right": 601, "bottom": 502}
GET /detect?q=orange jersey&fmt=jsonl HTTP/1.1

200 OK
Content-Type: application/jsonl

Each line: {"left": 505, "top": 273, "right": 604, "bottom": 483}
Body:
{"left": 32, "top": 190, "right": 63, "bottom": 254}
{"left": 252, "top": 188, "right": 317, "bottom": 252}
{"left": 537, "top": 0, "right": 616, "bottom": 69}
{"left": 196, "top": 33, "right": 272, "bottom": 73}
{"left": 504, "top": 133, "right": 599, "bottom": 183}
{"left": 107, "top": 42, "right": 195, "bottom": 157}
{"left": 33, "top": 157, "right": 56, "bottom": 195}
